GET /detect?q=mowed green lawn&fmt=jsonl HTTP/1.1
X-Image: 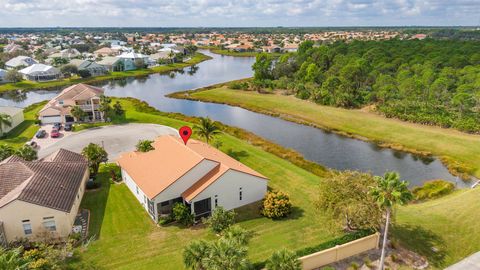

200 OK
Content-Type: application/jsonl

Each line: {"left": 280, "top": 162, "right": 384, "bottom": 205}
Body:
{"left": 395, "top": 187, "right": 480, "bottom": 268}
{"left": 0, "top": 102, "right": 45, "bottom": 148}
{"left": 70, "top": 104, "right": 341, "bottom": 269}
{"left": 187, "top": 87, "right": 480, "bottom": 178}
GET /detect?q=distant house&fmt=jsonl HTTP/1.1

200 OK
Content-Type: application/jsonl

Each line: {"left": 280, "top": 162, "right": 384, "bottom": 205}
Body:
{"left": 94, "top": 47, "right": 119, "bottom": 57}
{"left": 262, "top": 45, "right": 281, "bottom": 53}
{"left": 0, "top": 149, "right": 89, "bottom": 244}
{"left": 97, "top": 56, "right": 124, "bottom": 72}
{"left": 283, "top": 43, "right": 299, "bottom": 53}
{"left": 116, "top": 52, "right": 150, "bottom": 71}
{"left": 69, "top": 59, "right": 107, "bottom": 77}
{"left": 5, "top": 56, "right": 38, "bottom": 70}
{"left": 117, "top": 136, "right": 268, "bottom": 222}
{"left": 3, "top": 43, "right": 22, "bottom": 54}
{"left": 51, "top": 48, "right": 81, "bottom": 59}
{"left": 19, "top": 64, "right": 61, "bottom": 82}
{"left": 38, "top": 83, "right": 105, "bottom": 124}
{"left": 0, "top": 69, "right": 7, "bottom": 83}
{"left": 149, "top": 51, "right": 174, "bottom": 64}
{"left": 0, "top": 107, "right": 24, "bottom": 134}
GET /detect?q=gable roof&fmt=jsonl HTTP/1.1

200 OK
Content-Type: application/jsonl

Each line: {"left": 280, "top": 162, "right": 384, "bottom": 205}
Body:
{"left": 5, "top": 56, "right": 37, "bottom": 68}
{"left": 117, "top": 135, "right": 267, "bottom": 200}
{"left": 0, "top": 149, "right": 88, "bottom": 212}
{"left": 39, "top": 83, "right": 104, "bottom": 114}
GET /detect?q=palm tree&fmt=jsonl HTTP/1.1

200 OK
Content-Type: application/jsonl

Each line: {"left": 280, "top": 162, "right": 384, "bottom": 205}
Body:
{"left": 183, "top": 240, "right": 210, "bottom": 270}
{"left": 201, "top": 238, "right": 250, "bottom": 270}
{"left": 136, "top": 139, "right": 154, "bottom": 152}
{"left": 81, "top": 143, "right": 108, "bottom": 176}
{"left": 98, "top": 95, "right": 112, "bottom": 120}
{"left": 194, "top": 117, "right": 221, "bottom": 144}
{"left": 0, "top": 113, "right": 12, "bottom": 137}
{"left": 0, "top": 144, "right": 14, "bottom": 161}
{"left": 16, "top": 145, "right": 37, "bottom": 161}
{"left": 265, "top": 249, "right": 302, "bottom": 270}
{"left": 369, "top": 172, "right": 413, "bottom": 270}
{"left": 70, "top": 106, "right": 86, "bottom": 122}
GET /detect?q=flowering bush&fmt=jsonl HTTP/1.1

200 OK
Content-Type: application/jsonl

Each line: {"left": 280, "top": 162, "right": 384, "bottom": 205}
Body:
{"left": 262, "top": 191, "right": 292, "bottom": 219}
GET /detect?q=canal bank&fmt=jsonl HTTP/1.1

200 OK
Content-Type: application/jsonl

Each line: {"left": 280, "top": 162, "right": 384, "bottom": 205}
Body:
{"left": 0, "top": 50, "right": 462, "bottom": 186}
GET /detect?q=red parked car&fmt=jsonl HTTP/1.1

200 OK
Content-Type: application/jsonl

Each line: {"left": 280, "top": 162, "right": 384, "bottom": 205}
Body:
{"left": 50, "top": 129, "right": 61, "bottom": 138}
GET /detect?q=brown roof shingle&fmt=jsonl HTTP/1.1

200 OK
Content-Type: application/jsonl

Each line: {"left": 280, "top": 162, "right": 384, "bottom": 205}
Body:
{"left": 0, "top": 149, "right": 88, "bottom": 212}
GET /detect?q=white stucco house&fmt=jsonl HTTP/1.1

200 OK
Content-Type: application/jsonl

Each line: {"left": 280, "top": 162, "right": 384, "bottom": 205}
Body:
{"left": 117, "top": 135, "right": 268, "bottom": 222}
{"left": 0, "top": 106, "right": 24, "bottom": 135}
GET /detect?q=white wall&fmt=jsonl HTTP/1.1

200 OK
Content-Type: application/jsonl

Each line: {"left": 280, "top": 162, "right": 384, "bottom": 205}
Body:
{"left": 0, "top": 169, "right": 88, "bottom": 243}
{"left": 121, "top": 159, "right": 218, "bottom": 222}
{"left": 153, "top": 159, "right": 218, "bottom": 203}
{"left": 191, "top": 170, "right": 267, "bottom": 213}
{"left": 122, "top": 168, "right": 151, "bottom": 217}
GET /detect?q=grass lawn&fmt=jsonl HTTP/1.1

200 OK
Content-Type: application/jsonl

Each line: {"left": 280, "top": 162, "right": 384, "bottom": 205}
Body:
{"left": 69, "top": 101, "right": 341, "bottom": 269}
{"left": 395, "top": 187, "right": 480, "bottom": 268}
{"left": 178, "top": 87, "right": 480, "bottom": 179}
{"left": 0, "top": 53, "right": 211, "bottom": 93}
{"left": 0, "top": 102, "right": 45, "bottom": 148}
{"left": 66, "top": 98, "right": 480, "bottom": 269}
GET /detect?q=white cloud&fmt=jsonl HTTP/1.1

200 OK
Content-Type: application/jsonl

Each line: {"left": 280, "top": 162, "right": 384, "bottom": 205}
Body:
{"left": 0, "top": 0, "right": 478, "bottom": 26}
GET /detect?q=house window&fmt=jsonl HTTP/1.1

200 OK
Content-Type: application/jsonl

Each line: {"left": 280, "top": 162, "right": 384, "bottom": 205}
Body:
{"left": 214, "top": 195, "right": 218, "bottom": 207}
{"left": 59, "top": 100, "right": 64, "bottom": 105}
{"left": 22, "top": 220, "right": 32, "bottom": 235}
{"left": 239, "top": 188, "right": 243, "bottom": 201}
{"left": 136, "top": 186, "right": 139, "bottom": 195}
{"left": 43, "top": 217, "right": 56, "bottom": 231}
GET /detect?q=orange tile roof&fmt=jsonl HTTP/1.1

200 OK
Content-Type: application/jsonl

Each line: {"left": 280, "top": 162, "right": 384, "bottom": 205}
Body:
{"left": 117, "top": 135, "right": 267, "bottom": 200}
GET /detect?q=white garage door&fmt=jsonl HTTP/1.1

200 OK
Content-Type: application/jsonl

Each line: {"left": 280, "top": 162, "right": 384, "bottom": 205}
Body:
{"left": 41, "top": 115, "right": 62, "bottom": 124}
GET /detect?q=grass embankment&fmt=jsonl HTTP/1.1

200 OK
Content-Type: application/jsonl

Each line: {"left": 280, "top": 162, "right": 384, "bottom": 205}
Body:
{"left": 0, "top": 101, "right": 45, "bottom": 148}
{"left": 70, "top": 98, "right": 342, "bottom": 269}
{"left": 170, "top": 86, "right": 480, "bottom": 179}
{"left": 71, "top": 98, "right": 480, "bottom": 269}
{"left": 395, "top": 188, "right": 480, "bottom": 268}
{"left": 0, "top": 53, "right": 211, "bottom": 92}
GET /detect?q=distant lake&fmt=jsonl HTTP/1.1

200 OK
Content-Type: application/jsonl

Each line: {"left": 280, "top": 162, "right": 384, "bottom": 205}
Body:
{"left": 0, "top": 50, "right": 465, "bottom": 187}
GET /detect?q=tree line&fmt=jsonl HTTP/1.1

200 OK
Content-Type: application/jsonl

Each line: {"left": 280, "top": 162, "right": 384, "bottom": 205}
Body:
{"left": 252, "top": 39, "right": 480, "bottom": 133}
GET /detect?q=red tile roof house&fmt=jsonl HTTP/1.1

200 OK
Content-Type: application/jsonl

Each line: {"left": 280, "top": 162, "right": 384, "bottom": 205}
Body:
{"left": 0, "top": 149, "right": 89, "bottom": 245}
{"left": 38, "top": 83, "right": 105, "bottom": 124}
{"left": 117, "top": 135, "right": 268, "bottom": 221}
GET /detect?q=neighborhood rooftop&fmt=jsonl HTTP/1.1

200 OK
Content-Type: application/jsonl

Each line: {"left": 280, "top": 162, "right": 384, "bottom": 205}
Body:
{"left": 117, "top": 135, "right": 267, "bottom": 200}
{"left": 0, "top": 149, "right": 88, "bottom": 213}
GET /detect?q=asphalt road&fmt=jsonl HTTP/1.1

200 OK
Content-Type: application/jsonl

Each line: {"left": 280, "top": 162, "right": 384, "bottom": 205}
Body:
{"left": 38, "top": 123, "right": 178, "bottom": 161}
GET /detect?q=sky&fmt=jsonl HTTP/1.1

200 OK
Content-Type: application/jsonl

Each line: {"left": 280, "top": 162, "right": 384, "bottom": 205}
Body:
{"left": 0, "top": 0, "right": 479, "bottom": 27}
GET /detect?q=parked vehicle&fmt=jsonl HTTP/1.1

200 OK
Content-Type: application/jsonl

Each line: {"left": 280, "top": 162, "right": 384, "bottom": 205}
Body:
{"left": 25, "top": 141, "right": 38, "bottom": 149}
{"left": 53, "top": 123, "right": 62, "bottom": 130}
{"left": 35, "top": 130, "right": 47, "bottom": 138}
{"left": 50, "top": 130, "right": 60, "bottom": 138}
{"left": 64, "top": 123, "right": 73, "bottom": 131}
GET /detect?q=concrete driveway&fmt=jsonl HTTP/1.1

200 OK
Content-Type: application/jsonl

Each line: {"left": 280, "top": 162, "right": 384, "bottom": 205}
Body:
{"left": 38, "top": 123, "right": 178, "bottom": 161}
{"left": 32, "top": 124, "right": 74, "bottom": 150}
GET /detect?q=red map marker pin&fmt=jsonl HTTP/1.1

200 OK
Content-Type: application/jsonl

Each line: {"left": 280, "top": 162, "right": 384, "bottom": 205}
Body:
{"left": 179, "top": 126, "right": 192, "bottom": 145}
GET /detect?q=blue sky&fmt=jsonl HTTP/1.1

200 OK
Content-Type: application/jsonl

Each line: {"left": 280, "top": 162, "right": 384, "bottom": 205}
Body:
{"left": 0, "top": 0, "right": 479, "bottom": 27}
